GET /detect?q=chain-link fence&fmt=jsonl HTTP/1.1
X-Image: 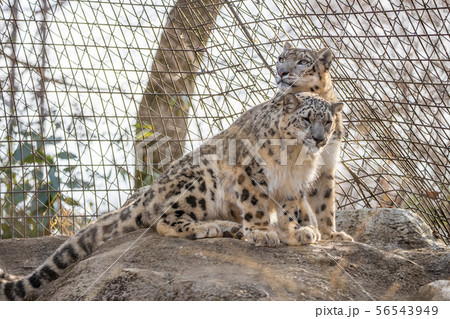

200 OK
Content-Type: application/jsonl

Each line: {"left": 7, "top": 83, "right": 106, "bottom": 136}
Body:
{"left": 0, "top": 0, "right": 448, "bottom": 244}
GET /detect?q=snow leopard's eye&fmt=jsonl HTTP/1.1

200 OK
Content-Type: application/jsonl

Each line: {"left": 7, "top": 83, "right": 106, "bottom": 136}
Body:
{"left": 302, "top": 117, "right": 311, "bottom": 125}
{"left": 297, "top": 59, "right": 309, "bottom": 65}
{"left": 278, "top": 57, "right": 285, "bottom": 63}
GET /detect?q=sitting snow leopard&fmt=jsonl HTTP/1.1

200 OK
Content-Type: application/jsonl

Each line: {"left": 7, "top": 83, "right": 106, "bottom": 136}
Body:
{"left": 276, "top": 42, "right": 353, "bottom": 241}
{"left": 0, "top": 92, "right": 343, "bottom": 300}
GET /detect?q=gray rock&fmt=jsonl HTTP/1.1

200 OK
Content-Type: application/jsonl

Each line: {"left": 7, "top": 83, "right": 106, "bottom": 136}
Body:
{"left": 336, "top": 208, "right": 445, "bottom": 250}
{"left": 0, "top": 209, "right": 448, "bottom": 300}
{"left": 410, "top": 280, "right": 450, "bottom": 301}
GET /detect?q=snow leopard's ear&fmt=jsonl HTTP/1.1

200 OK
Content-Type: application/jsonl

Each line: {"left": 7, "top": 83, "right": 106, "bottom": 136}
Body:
{"left": 283, "top": 93, "right": 299, "bottom": 113}
{"left": 331, "top": 102, "right": 344, "bottom": 114}
{"left": 283, "top": 41, "right": 294, "bottom": 51}
{"left": 317, "top": 48, "right": 333, "bottom": 70}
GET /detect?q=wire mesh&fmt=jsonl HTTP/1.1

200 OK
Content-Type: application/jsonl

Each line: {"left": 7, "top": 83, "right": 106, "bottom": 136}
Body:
{"left": 0, "top": 0, "right": 448, "bottom": 244}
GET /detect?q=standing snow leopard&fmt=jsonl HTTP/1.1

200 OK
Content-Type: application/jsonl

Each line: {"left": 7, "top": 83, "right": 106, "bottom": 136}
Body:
{"left": 276, "top": 42, "right": 353, "bottom": 241}
{"left": 0, "top": 93, "right": 343, "bottom": 300}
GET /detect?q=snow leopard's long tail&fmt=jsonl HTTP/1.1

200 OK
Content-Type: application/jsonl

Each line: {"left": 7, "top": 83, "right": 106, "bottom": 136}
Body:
{"left": 0, "top": 196, "right": 152, "bottom": 301}
{"left": 0, "top": 269, "right": 23, "bottom": 282}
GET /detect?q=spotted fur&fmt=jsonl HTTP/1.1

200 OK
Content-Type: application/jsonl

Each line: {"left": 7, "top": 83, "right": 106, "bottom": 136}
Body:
{"left": 0, "top": 269, "right": 22, "bottom": 282}
{"left": 0, "top": 93, "right": 343, "bottom": 300}
{"left": 276, "top": 42, "right": 353, "bottom": 241}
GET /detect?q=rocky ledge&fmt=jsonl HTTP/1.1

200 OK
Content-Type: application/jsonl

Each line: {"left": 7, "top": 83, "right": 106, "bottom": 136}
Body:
{"left": 0, "top": 208, "right": 448, "bottom": 300}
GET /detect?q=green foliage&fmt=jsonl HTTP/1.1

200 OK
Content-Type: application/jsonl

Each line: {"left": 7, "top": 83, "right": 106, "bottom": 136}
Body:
{"left": 142, "top": 171, "right": 160, "bottom": 186}
{"left": 0, "top": 131, "right": 88, "bottom": 238}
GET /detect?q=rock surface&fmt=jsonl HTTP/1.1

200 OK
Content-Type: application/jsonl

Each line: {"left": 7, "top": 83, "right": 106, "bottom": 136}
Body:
{"left": 409, "top": 280, "right": 450, "bottom": 301}
{"left": 0, "top": 209, "right": 448, "bottom": 301}
{"left": 336, "top": 208, "right": 445, "bottom": 250}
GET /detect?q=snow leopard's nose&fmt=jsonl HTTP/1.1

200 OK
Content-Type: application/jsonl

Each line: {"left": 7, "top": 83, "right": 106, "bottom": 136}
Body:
{"left": 312, "top": 123, "right": 326, "bottom": 145}
{"left": 278, "top": 70, "right": 289, "bottom": 78}
{"left": 277, "top": 66, "right": 289, "bottom": 78}
{"left": 313, "top": 133, "right": 325, "bottom": 144}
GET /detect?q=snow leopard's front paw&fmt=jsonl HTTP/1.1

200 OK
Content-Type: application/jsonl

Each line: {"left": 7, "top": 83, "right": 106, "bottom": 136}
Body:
{"left": 213, "top": 220, "right": 244, "bottom": 239}
{"left": 245, "top": 229, "right": 280, "bottom": 247}
{"left": 191, "top": 222, "right": 223, "bottom": 239}
{"left": 322, "top": 231, "right": 354, "bottom": 242}
{"left": 281, "top": 225, "right": 321, "bottom": 245}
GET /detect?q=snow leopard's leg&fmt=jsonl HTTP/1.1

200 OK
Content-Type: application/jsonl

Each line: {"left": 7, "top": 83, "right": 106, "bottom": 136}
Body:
{"left": 213, "top": 220, "right": 244, "bottom": 239}
{"left": 155, "top": 187, "right": 224, "bottom": 239}
{"left": 234, "top": 184, "right": 280, "bottom": 248}
{"left": 309, "top": 136, "right": 353, "bottom": 241}
{"left": 276, "top": 194, "right": 321, "bottom": 245}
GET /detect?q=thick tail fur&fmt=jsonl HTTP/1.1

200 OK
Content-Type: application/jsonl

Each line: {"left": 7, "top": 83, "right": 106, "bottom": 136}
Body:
{"left": 0, "top": 269, "right": 23, "bottom": 281}
{"left": 0, "top": 200, "right": 147, "bottom": 301}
